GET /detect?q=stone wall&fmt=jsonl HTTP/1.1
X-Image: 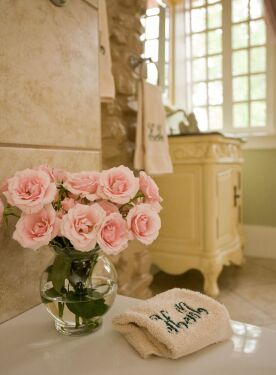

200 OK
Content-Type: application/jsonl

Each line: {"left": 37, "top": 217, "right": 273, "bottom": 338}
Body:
{"left": 102, "top": 0, "right": 154, "bottom": 299}
{"left": 102, "top": 0, "right": 147, "bottom": 169}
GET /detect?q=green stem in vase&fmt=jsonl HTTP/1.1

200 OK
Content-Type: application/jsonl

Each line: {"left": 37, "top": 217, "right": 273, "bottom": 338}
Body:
{"left": 75, "top": 315, "right": 80, "bottom": 328}
{"left": 58, "top": 302, "right": 64, "bottom": 318}
{"left": 82, "top": 317, "right": 87, "bottom": 327}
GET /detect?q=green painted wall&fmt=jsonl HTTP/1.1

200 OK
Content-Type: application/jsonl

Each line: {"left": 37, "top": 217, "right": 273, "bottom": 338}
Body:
{"left": 243, "top": 149, "right": 276, "bottom": 227}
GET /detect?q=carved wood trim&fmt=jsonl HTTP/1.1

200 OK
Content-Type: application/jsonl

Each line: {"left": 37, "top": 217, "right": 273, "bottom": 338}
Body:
{"left": 170, "top": 142, "right": 243, "bottom": 163}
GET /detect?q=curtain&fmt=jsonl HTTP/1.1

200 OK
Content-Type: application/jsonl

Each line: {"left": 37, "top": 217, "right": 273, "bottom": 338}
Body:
{"left": 264, "top": 0, "right": 276, "bottom": 43}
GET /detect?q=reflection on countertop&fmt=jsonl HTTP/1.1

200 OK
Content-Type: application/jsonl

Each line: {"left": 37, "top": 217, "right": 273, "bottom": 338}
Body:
{"left": 231, "top": 321, "right": 262, "bottom": 354}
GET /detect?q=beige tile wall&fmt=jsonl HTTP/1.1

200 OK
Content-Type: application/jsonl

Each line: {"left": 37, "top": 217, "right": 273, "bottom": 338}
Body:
{"left": 0, "top": 0, "right": 101, "bottom": 322}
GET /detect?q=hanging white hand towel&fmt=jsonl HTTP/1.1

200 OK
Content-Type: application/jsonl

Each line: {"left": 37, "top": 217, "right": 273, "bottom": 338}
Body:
{"left": 98, "top": 0, "right": 115, "bottom": 102}
{"left": 134, "top": 80, "right": 173, "bottom": 175}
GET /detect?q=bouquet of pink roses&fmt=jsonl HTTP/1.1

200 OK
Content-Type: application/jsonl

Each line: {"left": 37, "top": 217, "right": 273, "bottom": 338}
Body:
{"left": 0, "top": 165, "right": 162, "bottom": 254}
{"left": 0, "top": 165, "right": 162, "bottom": 335}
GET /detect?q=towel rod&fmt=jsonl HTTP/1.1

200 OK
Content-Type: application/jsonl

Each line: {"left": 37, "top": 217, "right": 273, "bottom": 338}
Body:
{"left": 129, "top": 55, "right": 159, "bottom": 82}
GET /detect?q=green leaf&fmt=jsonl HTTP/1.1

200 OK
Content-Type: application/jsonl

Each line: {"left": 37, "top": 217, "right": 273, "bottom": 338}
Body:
{"left": 66, "top": 295, "right": 108, "bottom": 319}
{"left": 46, "top": 287, "right": 62, "bottom": 299}
{"left": 48, "top": 255, "right": 72, "bottom": 292}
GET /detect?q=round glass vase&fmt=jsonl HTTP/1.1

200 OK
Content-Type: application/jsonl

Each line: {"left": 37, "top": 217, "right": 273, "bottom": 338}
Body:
{"left": 40, "top": 244, "right": 117, "bottom": 336}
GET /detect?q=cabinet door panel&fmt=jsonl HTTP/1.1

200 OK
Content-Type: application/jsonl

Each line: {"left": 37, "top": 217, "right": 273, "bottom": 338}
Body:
{"left": 154, "top": 166, "right": 203, "bottom": 246}
{"left": 216, "top": 167, "right": 235, "bottom": 244}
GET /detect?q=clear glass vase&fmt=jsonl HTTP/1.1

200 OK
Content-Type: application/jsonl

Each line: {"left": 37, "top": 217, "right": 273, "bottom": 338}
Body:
{"left": 40, "top": 244, "right": 117, "bottom": 336}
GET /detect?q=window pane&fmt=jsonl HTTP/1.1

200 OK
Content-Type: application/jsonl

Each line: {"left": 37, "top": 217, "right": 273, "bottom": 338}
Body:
{"left": 208, "top": 29, "right": 222, "bottom": 54}
{"left": 250, "top": 0, "right": 263, "bottom": 19}
{"left": 232, "top": 23, "right": 249, "bottom": 49}
{"left": 209, "top": 106, "right": 223, "bottom": 129}
{"left": 250, "top": 74, "right": 266, "bottom": 100}
{"left": 145, "top": 15, "right": 159, "bottom": 39}
{"left": 146, "top": 7, "right": 160, "bottom": 16}
{"left": 192, "top": 33, "right": 206, "bottom": 57}
{"left": 208, "top": 55, "right": 222, "bottom": 79}
{"left": 233, "top": 103, "right": 249, "bottom": 128}
{"left": 163, "top": 87, "right": 169, "bottom": 100}
{"left": 208, "top": 4, "right": 222, "bottom": 29}
{"left": 232, "top": 0, "right": 249, "bottom": 23}
{"left": 193, "top": 58, "right": 207, "bottom": 81}
{"left": 233, "top": 50, "right": 248, "bottom": 75}
{"left": 250, "top": 20, "right": 266, "bottom": 46}
{"left": 208, "top": 80, "right": 223, "bottom": 104}
{"left": 147, "top": 63, "right": 158, "bottom": 84}
{"left": 193, "top": 107, "right": 208, "bottom": 131}
{"left": 145, "top": 39, "right": 159, "bottom": 62}
{"left": 233, "top": 76, "right": 248, "bottom": 101}
{"left": 191, "top": 8, "right": 206, "bottom": 32}
{"left": 250, "top": 47, "right": 266, "bottom": 73}
{"left": 250, "top": 101, "right": 266, "bottom": 127}
{"left": 193, "top": 82, "right": 207, "bottom": 105}
{"left": 208, "top": 0, "right": 220, "bottom": 3}
{"left": 191, "top": 0, "right": 206, "bottom": 8}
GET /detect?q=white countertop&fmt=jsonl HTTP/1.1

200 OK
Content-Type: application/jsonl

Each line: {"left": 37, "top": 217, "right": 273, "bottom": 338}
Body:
{"left": 0, "top": 295, "right": 275, "bottom": 375}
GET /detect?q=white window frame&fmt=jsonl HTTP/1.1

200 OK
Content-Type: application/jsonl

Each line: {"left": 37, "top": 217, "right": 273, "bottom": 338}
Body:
{"left": 169, "top": 0, "right": 276, "bottom": 143}
{"left": 141, "top": 5, "right": 170, "bottom": 98}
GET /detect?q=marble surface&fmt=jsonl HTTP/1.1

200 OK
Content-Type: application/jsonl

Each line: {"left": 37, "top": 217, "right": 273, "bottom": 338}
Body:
{"left": 0, "top": 295, "right": 276, "bottom": 375}
{"left": 151, "top": 256, "right": 276, "bottom": 329}
{"left": 0, "top": 0, "right": 100, "bottom": 150}
{"left": 0, "top": 147, "right": 101, "bottom": 181}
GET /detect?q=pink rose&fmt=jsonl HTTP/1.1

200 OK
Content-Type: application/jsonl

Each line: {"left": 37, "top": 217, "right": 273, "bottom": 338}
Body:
{"left": 139, "top": 171, "right": 162, "bottom": 204}
{"left": 97, "top": 213, "right": 129, "bottom": 255}
{"left": 61, "top": 197, "right": 76, "bottom": 212}
{"left": 52, "top": 169, "right": 67, "bottom": 184}
{"left": 97, "top": 200, "right": 119, "bottom": 215}
{"left": 127, "top": 203, "right": 161, "bottom": 245}
{"left": 0, "top": 178, "right": 8, "bottom": 193}
{"left": 3, "top": 169, "right": 57, "bottom": 214}
{"left": 98, "top": 166, "right": 139, "bottom": 205}
{"left": 0, "top": 199, "right": 4, "bottom": 226}
{"left": 61, "top": 203, "right": 105, "bottom": 251}
{"left": 64, "top": 171, "right": 100, "bottom": 201}
{"left": 35, "top": 165, "right": 67, "bottom": 184}
{"left": 56, "top": 197, "right": 76, "bottom": 219}
{"left": 148, "top": 201, "right": 162, "bottom": 214}
{"left": 13, "top": 205, "right": 60, "bottom": 250}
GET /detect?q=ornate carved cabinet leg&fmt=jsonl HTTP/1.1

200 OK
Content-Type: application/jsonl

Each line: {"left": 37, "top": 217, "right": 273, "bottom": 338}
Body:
{"left": 203, "top": 264, "right": 223, "bottom": 298}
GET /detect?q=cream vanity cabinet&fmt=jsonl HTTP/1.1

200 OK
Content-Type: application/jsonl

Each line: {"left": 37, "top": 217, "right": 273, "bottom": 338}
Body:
{"left": 149, "top": 134, "right": 244, "bottom": 297}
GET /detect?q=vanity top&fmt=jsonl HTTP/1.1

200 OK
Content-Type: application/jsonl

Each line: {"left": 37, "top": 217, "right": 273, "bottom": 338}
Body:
{"left": 0, "top": 295, "right": 275, "bottom": 375}
{"left": 168, "top": 131, "right": 245, "bottom": 143}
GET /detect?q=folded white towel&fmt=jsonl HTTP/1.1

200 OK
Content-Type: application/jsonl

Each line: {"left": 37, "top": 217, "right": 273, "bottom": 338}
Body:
{"left": 113, "top": 288, "right": 232, "bottom": 359}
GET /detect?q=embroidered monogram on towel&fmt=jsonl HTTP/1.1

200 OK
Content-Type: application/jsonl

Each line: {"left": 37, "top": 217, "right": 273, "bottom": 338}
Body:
{"left": 146, "top": 122, "right": 165, "bottom": 142}
{"left": 149, "top": 301, "right": 209, "bottom": 334}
